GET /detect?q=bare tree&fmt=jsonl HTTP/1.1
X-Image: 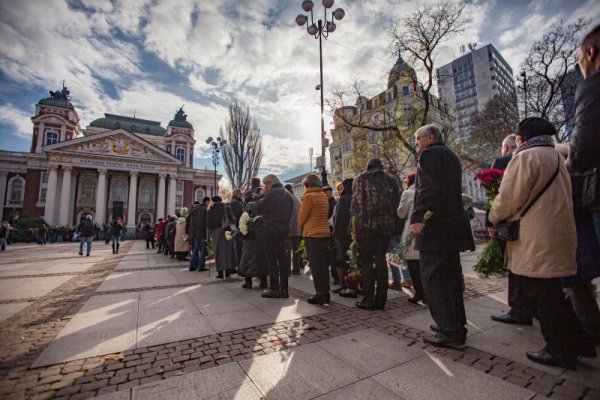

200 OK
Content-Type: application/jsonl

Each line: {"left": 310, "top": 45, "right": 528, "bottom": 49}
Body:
{"left": 518, "top": 18, "right": 589, "bottom": 142}
{"left": 220, "top": 100, "right": 262, "bottom": 190}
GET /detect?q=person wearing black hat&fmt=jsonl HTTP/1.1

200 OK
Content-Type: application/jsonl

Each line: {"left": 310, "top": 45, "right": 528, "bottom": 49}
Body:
{"left": 351, "top": 157, "right": 400, "bottom": 311}
{"left": 207, "top": 196, "right": 237, "bottom": 279}
{"left": 489, "top": 117, "right": 596, "bottom": 369}
{"left": 410, "top": 124, "right": 474, "bottom": 349}
{"left": 187, "top": 197, "right": 210, "bottom": 271}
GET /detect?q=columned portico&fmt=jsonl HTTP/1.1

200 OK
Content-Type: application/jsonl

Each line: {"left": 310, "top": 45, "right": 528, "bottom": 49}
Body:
{"left": 95, "top": 169, "right": 107, "bottom": 224}
{"left": 167, "top": 174, "right": 177, "bottom": 216}
{"left": 44, "top": 166, "right": 58, "bottom": 225}
{"left": 127, "top": 172, "right": 138, "bottom": 226}
{"left": 156, "top": 173, "right": 166, "bottom": 220}
{"left": 0, "top": 171, "right": 7, "bottom": 220}
{"left": 58, "top": 167, "right": 72, "bottom": 225}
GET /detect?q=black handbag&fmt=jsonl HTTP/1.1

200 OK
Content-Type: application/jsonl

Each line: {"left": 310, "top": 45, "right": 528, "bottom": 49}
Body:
{"left": 496, "top": 154, "right": 560, "bottom": 242}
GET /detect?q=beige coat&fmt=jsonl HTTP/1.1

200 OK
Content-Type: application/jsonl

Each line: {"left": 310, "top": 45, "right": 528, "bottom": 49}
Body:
{"left": 489, "top": 145, "right": 576, "bottom": 278}
{"left": 397, "top": 186, "right": 419, "bottom": 260}
{"left": 174, "top": 217, "right": 188, "bottom": 252}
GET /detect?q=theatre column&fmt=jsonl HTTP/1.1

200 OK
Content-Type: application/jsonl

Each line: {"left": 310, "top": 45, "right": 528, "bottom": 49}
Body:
{"left": 156, "top": 173, "right": 166, "bottom": 219}
{"left": 58, "top": 166, "right": 72, "bottom": 225}
{"left": 167, "top": 174, "right": 177, "bottom": 216}
{"left": 0, "top": 171, "right": 7, "bottom": 220}
{"left": 95, "top": 169, "right": 107, "bottom": 224}
{"left": 44, "top": 166, "right": 58, "bottom": 225}
{"left": 127, "top": 171, "right": 138, "bottom": 227}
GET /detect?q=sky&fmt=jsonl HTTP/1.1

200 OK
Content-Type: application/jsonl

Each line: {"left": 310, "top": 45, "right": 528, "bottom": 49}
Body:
{"left": 0, "top": 0, "right": 598, "bottom": 183}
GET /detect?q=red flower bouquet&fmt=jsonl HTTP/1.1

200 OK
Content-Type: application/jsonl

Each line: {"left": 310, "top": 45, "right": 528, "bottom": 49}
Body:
{"left": 475, "top": 169, "right": 504, "bottom": 208}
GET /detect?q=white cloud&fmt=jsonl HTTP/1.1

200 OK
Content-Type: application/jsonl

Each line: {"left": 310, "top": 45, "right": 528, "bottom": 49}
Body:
{"left": 0, "top": 104, "right": 34, "bottom": 139}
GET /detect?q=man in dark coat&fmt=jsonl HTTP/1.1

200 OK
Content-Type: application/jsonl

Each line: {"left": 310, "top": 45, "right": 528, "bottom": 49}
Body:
{"left": 351, "top": 158, "right": 400, "bottom": 310}
{"left": 244, "top": 177, "right": 262, "bottom": 205}
{"left": 256, "top": 173, "right": 294, "bottom": 298}
{"left": 230, "top": 189, "right": 245, "bottom": 271}
{"left": 333, "top": 178, "right": 353, "bottom": 293}
{"left": 410, "top": 124, "right": 475, "bottom": 349}
{"left": 566, "top": 24, "right": 600, "bottom": 344}
{"left": 323, "top": 185, "right": 339, "bottom": 285}
{"left": 187, "top": 197, "right": 210, "bottom": 271}
{"left": 489, "top": 134, "right": 536, "bottom": 326}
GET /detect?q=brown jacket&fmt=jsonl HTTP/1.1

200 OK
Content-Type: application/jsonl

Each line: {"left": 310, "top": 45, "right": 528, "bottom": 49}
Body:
{"left": 298, "top": 187, "right": 330, "bottom": 238}
{"left": 490, "top": 145, "right": 576, "bottom": 278}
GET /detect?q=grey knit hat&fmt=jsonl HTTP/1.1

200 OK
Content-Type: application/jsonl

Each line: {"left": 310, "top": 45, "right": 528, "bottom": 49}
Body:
{"left": 303, "top": 173, "right": 322, "bottom": 188}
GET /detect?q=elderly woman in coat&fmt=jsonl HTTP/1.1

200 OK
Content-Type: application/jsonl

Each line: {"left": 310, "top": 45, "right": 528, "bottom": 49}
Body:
{"left": 489, "top": 117, "right": 596, "bottom": 370}
{"left": 174, "top": 207, "right": 189, "bottom": 261}
{"left": 207, "top": 196, "right": 237, "bottom": 279}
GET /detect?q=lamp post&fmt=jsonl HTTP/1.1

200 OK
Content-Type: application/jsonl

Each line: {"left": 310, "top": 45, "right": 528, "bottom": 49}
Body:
{"left": 205, "top": 136, "right": 227, "bottom": 196}
{"left": 520, "top": 71, "right": 528, "bottom": 118}
{"left": 296, "top": 0, "right": 345, "bottom": 186}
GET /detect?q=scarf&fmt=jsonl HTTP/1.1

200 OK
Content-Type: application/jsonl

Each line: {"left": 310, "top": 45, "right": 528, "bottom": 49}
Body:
{"left": 514, "top": 135, "right": 555, "bottom": 155}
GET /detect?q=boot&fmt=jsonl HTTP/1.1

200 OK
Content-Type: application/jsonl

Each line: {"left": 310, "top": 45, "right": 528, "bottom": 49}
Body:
{"left": 112, "top": 243, "right": 115, "bottom": 254}
{"left": 564, "top": 283, "right": 600, "bottom": 343}
{"left": 116, "top": 243, "right": 120, "bottom": 254}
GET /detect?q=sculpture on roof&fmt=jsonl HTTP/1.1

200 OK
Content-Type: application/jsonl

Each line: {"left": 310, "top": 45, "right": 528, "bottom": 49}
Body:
{"left": 49, "top": 85, "right": 71, "bottom": 101}
{"left": 174, "top": 106, "right": 187, "bottom": 121}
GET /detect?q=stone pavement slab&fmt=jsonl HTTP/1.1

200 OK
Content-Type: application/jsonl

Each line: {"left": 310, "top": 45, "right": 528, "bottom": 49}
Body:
{"left": 240, "top": 343, "right": 366, "bottom": 400}
{"left": 0, "top": 275, "right": 74, "bottom": 301}
{"left": 0, "top": 301, "right": 31, "bottom": 321}
{"left": 313, "top": 378, "right": 402, "bottom": 400}
{"left": 373, "top": 352, "right": 536, "bottom": 399}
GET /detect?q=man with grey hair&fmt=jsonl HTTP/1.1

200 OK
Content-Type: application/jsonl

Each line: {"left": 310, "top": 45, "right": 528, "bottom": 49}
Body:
{"left": 256, "top": 173, "right": 294, "bottom": 298}
{"left": 410, "top": 124, "right": 475, "bottom": 349}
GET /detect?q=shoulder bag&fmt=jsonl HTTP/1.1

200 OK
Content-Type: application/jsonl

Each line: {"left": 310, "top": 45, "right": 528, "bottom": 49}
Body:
{"left": 496, "top": 154, "right": 561, "bottom": 242}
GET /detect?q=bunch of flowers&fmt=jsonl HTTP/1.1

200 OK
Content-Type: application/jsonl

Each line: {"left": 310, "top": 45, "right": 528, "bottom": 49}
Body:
{"left": 473, "top": 168, "right": 507, "bottom": 276}
{"left": 388, "top": 211, "right": 434, "bottom": 264}
{"left": 226, "top": 212, "right": 258, "bottom": 241}
{"left": 475, "top": 169, "right": 504, "bottom": 208}
{"left": 295, "top": 238, "right": 307, "bottom": 259}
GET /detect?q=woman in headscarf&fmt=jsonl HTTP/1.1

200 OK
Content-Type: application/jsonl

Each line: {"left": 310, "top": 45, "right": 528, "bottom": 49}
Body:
{"left": 174, "top": 207, "right": 189, "bottom": 261}
{"left": 207, "top": 196, "right": 237, "bottom": 279}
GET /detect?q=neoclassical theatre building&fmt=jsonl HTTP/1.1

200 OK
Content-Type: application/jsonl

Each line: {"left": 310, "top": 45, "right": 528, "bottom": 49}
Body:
{"left": 0, "top": 86, "right": 219, "bottom": 227}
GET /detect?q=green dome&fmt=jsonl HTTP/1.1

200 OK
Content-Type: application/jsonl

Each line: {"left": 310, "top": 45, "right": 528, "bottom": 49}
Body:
{"left": 89, "top": 114, "right": 166, "bottom": 136}
{"left": 168, "top": 107, "right": 193, "bottom": 130}
{"left": 39, "top": 87, "right": 74, "bottom": 110}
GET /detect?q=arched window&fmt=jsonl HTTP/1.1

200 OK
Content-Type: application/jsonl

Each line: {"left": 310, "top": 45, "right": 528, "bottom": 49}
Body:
{"left": 78, "top": 177, "right": 97, "bottom": 205}
{"left": 8, "top": 177, "right": 25, "bottom": 206}
{"left": 113, "top": 180, "right": 127, "bottom": 202}
{"left": 139, "top": 213, "right": 152, "bottom": 225}
{"left": 194, "top": 187, "right": 205, "bottom": 203}
{"left": 45, "top": 131, "right": 58, "bottom": 145}
{"left": 176, "top": 148, "right": 186, "bottom": 164}
{"left": 139, "top": 181, "right": 155, "bottom": 207}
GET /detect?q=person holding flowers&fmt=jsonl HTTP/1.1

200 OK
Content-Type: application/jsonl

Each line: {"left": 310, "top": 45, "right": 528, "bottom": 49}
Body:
{"left": 410, "top": 124, "right": 474, "bottom": 349}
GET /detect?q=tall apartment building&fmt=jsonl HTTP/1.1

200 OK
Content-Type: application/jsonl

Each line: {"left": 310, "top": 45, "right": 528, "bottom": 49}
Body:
{"left": 329, "top": 56, "right": 454, "bottom": 184}
{"left": 436, "top": 43, "right": 516, "bottom": 137}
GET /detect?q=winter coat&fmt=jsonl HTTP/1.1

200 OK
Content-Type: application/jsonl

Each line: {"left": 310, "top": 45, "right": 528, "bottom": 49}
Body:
{"left": 142, "top": 224, "right": 154, "bottom": 241}
{"left": 186, "top": 204, "right": 207, "bottom": 241}
{"left": 351, "top": 165, "right": 400, "bottom": 238}
{"left": 155, "top": 221, "right": 165, "bottom": 240}
{"left": 567, "top": 69, "right": 600, "bottom": 214}
{"left": 206, "top": 202, "right": 235, "bottom": 231}
{"left": 109, "top": 221, "right": 123, "bottom": 237}
{"left": 298, "top": 187, "right": 331, "bottom": 238}
{"left": 255, "top": 183, "right": 293, "bottom": 237}
{"left": 397, "top": 185, "right": 419, "bottom": 260}
{"left": 78, "top": 220, "right": 96, "bottom": 237}
{"left": 239, "top": 228, "right": 267, "bottom": 278}
{"left": 411, "top": 143, "right": 475, "bottom": 252}
{"left": 174, "top": 217, "right": 188, "bottom": 252}
{"left": 230, "top": 197, "right": 244, "bottom": 225}
{"left": 490, "top": 145, "right": 576, "bottom": 278}
{"left": 332, "top": 188, "right": 351, "bottom": 240}
{"left": 288, "top": 192, "right": 302, "bottom": 237}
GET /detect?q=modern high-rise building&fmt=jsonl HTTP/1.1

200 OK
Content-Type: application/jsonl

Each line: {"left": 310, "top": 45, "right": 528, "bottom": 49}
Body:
{"left": 436, "top": 43, "right": 516, "bottom": 136}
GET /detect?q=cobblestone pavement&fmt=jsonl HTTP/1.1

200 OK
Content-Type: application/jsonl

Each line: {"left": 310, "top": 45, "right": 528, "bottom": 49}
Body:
{"left": 0, "top": 242, "right": 598, "bottom": 400}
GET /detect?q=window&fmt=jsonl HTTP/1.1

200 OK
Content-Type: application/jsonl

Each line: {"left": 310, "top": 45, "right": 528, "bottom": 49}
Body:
{"left": 176, "top": 148, "right": 186, "bottom": 164}
{"left": 342, "top": 140, "right": 352, "bottom": 153}
{"left": 38, "top": 173, "right": 49, "bottom": 205}
{"left": 194, "top": 188, "right": 206, "bottom": 203}
{"left": 8, "top": 177, "right": 24, "bottom": 205}
{"left": 45, "top": 131, "right": 58, "bottom": 145}
{"left": 372, "top": 114, "right": 381, "bottom": 125}
{"left": 79, "top": 177, "right": 97, "bottom": 205}
{"left": 139, "top": 181, "right": 155, "bottom": 207}
{"left": 39, "top": 188, "right": 47, "bottom": 202}
{"left": 402, "top": 86, "right": 409, "bottom": 96}
{"left": 112, "top": 180, "right": 127, "bottom": 202}
{"left": 42, "top": 173, "right": 49, "bottom": 184}
{"left": 175, "top": 181, "right": 184, "bottom": 209}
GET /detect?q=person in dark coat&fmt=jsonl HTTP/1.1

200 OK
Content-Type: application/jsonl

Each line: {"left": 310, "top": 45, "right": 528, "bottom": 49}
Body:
{"left": 285, "top": 184, "right": 303, "bottom": 275}
{"left": 410, "top": 124, "right": 475, "bottom": 349}
{"left": 323, "top": 185, "right": 339, "bottom": 285}
{"left": 164, "top": 215, "right": 178, "bottom": 258}
{"left": 244, "top": 177, "right": 262, "bottom": 205}
{"left": 230, "top": 190, "right": 245, "bottom": 272}
{"left": 332, "top": 178, "right": 353, "bottom": 296}
{"left": 77, "top": 215, "right": 96, "bottom": 256}
{"left": 351, "top": 158, "right": 400, "bottom": 310}
{"left": 207, "top": 196, "right": 237, "bottom": 279}
{"left": 142, "top": 222, "right": 155, "bottom": 249}
{"left": 187, "top": 197, "right": 210, "bottom": 271}
{"left": 566, "top": 24, "right": 600, "bottom": 344}
{"left": 256, "top": 173, "right": 294, "bottom": 298}
{"left": 110, "top": 217, "right": 124, "bottom": 254}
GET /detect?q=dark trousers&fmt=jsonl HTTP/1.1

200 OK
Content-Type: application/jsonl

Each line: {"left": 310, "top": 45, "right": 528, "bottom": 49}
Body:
{"left": 407, "top": 259, "right": 425, "bottom": 301}
{"left": 288, "top": 236, "right": 302, "bottom": 272}
{"left": 358, "top": 234, "right": 390, "bottom": 306}
{"left": 145, "top": 239, "right": 155, "bottom": 249}
{"left": 517, "top": 274, "right": 591, "bottom": 356}
{"left": 305, "top": 237, "right": 330, "bottom": 298}
{"left": 508, "top": 271, "right": 536, "bottom": 317}
{"left": 189, "top": 238, "right": 206, "bottom": 270}
{"left": 420, "top": 251, "right": 466, "bottom": 337}
{"left": 264, "top": 234, "right": 289, "bottom": 291}
{"left": 234, "top": 235, "right": 243, "bottom": 271}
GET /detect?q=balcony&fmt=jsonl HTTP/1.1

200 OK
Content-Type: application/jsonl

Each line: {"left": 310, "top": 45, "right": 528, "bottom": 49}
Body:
{"left": 7, "top": 199, "right": 23, "bottom": 207}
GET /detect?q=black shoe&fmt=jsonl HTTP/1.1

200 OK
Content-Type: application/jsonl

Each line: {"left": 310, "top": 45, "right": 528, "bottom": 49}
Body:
{"left": 78, "top": 252, "right": 83, "bottom": 256}
{"left": 423, "top": 333, "right": 466, "bottom": 350}
{"left": 189, "top": 268, "right": 197, "bottom": 272}
{"left": 331, "top": 287, "right": 343, "bottom": 294}
{"left": 355, "top": 300, "right": 375, "bottom": 310}
{"left": 262, "top": 289, "right": 281, "bottom": 298}
{"left": 526, "top": 349, "right": 577, "bottom": 370}
{"left": 242, "top": 281, "right": 252, "bottom": 289}
{"left": 308, "top": 295, "right": 330, "bottom": 305}
{"left": 280, "top": 288, "right": 289, "bottom": 298}
{"left": 259, "top": 278, "right": 268, "bottom": 289}
{"left": 491, "top": 312, "right": 532, "bottom": 326}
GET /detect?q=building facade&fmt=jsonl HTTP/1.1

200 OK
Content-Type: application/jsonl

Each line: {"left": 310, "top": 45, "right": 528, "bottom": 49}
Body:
{"left": 329, "top": 56, "right": 454, "bottom": 184}
{"left": 436, "top": 43, "right": 516, "bottom": 137}
{"left": 0, "top": 86, "right": 219, "bottom": 228}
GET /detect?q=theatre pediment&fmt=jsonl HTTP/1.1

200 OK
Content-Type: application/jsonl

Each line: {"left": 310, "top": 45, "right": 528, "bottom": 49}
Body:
{"left": 43, "top": 129, "right": 180, "bottom": 164}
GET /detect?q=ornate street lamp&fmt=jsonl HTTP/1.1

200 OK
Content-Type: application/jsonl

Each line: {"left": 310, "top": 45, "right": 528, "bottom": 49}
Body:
{"left": 205, "top": 136, "right": 227, "bottom": 195}
{"left": 295, "top": 0, "right": 345, "bottom": 186}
